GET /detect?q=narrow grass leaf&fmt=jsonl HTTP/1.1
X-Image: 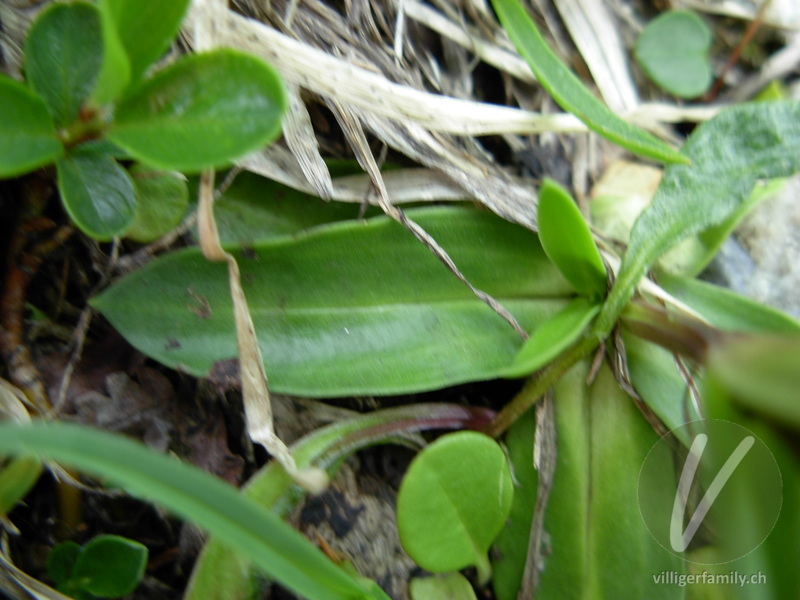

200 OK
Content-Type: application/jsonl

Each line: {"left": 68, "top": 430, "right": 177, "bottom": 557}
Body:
{"left": 0, "top": 422, "right": 388, "bottom": 600}
{"left": 491, "top": 0, "right": 687, "bottom": 165}
{"left": 24, "top": 2, "right": 103, "bottom": 126}
{"left": 537, "top": 178, "right": 607, "bottom": 297}
{"left": 108, "top": 50, "right": 286, "bottom": 172}
{"left": 634, "top": 11, "right": 713, "bottom": 99}
{"left": 56, "top": 154, "right": 136, "bottom": 240}
{"left": 92, "top": 207, "right": 574, "bottom": 396}
{"left": 0, "top": 77, "right": 63, "bottom": 177}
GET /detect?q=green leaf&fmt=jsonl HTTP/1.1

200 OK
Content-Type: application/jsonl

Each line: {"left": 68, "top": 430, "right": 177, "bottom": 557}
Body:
{"left": 595, "top": 101, "right": 800, "bottom": 337}
{"left": 72, "top": 535, "right": 147, "bottom": 598}
{"left": 90, "top": 0, "right": 131, "bottom": 105}
{"left": 491, "top": 409, "right": 537, "bottom": 600}
{"left": 657, "top": 273, "right": 800, "bottom": 333}
{"left": 47, "top": 541, "right": 81, "bottom": 586}
{"left": 0, "top": 422, "right": 388, "bottom": 600}
{"left": 501, "top": 297, "right": 600, "bottom": 378}
{"left": 124, "top": 165, "right": 189, "bottom": 242}
{"left": 187, "top": 171, "right": 382, "bottom": 245}
{"left": 490, "top": 0, "right": 687, "bottom": 165}
{"left": 91, "top": 206, "right": 574, "bottom": 396}
{"left": 99, "top": 0, "right": 191, "bottom": 82}
{"left": 56, "top": 154, "right": 136, "bottom": 240}
{"left": 0, "top": 455, "right": 43, "bottom": 518}
{"left": 537, "top": 178, "right": 607, "bottom": 297}
{"left": 396, "top": 431, "right": 513, "bottom": 584}
{"left": 635, "top": 10, "right": 713, "bottom": 99}
{"left": 107, "top": 50, "right": 286, "bottom": 172}
{"left": 410, "top": 574, "right": 477, "bottom": 600}
{"left": 0, "top": 76, "right": 63, "bottom": 178}
{"left": 536, "top": 362, "right": 684, "bottom": 599}
{"left": 23, "top": 2, "right": 103, "bottom": 127}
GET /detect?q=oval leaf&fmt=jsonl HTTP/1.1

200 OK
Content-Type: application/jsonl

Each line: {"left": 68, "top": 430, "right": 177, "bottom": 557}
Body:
{"left": 47, "top": 541, "right": 81, "bottom": 586}
{"left": 91, "top": 207, "right": 574, "bottom": 396}
{"left": 90, "top": 0, "right": 132, "bottom": 105}
{"left": 397, "top": 431, "right": 513, "bottom": 583}
{"left": 56, "top": 154, "right": 136, "bottom": 240}
{"left": 0, "top": 77, "right": 63, "bottom": 178}
{"left": 410, "top": 574, "right": 477, "bottom": 600}
{"left": 0, "top": 422, "right": 388, "bottom": 600}
{"left": 537, "top": 178, "right": 607, "bottom": 297}
{"left": 108, "top": 50, "right": 286, "bottom": 172}
{"left": 501, "top": 297, "right": 600, "bottom": 378}
{"left": 124, "top": 165, "right": 189, "bottom": 242}
{"left": 99, "top": 0, "right": 191, "bottom": 83}
{"left": 635, "top": 11, "right": 713, "bottom": 99}
{"left": 491, "top": 0, "right": 687, "bottom": 165}
{"left": 72, "top": 535, "right": 147, "bottom": 598}
{"left": 24, "top": 2, "right": 103, "bottom": 126}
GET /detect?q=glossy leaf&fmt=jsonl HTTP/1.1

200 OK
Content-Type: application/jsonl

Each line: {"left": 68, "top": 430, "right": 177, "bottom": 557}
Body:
{"left": 537, "top": 178, "right": 607, "bottom": 297}
{"left": 90, "top": 0, "right": 131, "bottom": 105}
{"left": 491, "top": 0, "right": 687, "bottom": 165}
{"left": 124, "top": 165, "right": 189, "bottom": 242}
{"left": 56, "top": 154, "right": 136, "bottom": 240}
{"left": 91, "top": 207, "right": 574, "bottom": 396}
{"left": 396, "top": 431, "right": 513, "bottom": 583}
{"left": 72, "top": 535, "right": 147, "bottom": 597}
{"left": 491, "top": 409, "right": 537, "bottom": 600}
{"left": 0, "top": 77, "right": 63, "bottom": 177}
{"left": 501, "top": 297, "right": 600, "bottom": 378}
{"left": 23, "top": 2, "right": 103, "bottom": 126}
{"left": 410, "top": 574, "right": 477, "bottom": 600}
{"left": 657, "top": 273, "right": 800, "bottom": 333}
{"left": 108, "top": 50, "right": 286, "bottom": 172}
{"left": 596, "top": 101, "right": 800, "bottom": 337}
{"left": 99, "top": 0, "right": 191, "bottom": 82}
{"left": 536, "top": 362, "right": 683, "bottom": 599}
{"left": 635, "top": 11, "right": 713, "bottom": 99}
{"left": 0, "top": 422, "right": 389, "bottom": 600}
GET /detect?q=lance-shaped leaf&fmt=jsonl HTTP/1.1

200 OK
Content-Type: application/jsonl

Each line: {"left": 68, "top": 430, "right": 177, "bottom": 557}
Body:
{"left": 24, "top": 2, "right": 103, "bottom": 127}
{"left": 0, "top": 422, "right": 389, "bottom": 600}
{"left": 107, "top": 50, "right": 286, "bottom": 172}
{"left": 92, "top": 207, "right": 575, "bottom": 396}
{"left": 0, "top": 77, "right": 63, "bottom": 177}
{"left": 56, "top": 154, "right": 136, "bottom": 240}
{"left": 537, "top": 178, "right": 607, "bottom": 297}
{"left": 396, "top": 431, "right": 513, "bottom": 584}
{"left": 595, "top": 101, "right": 800, "bottom": 337}
{"left": 491, "top": 0, "right": 686, "bottom": 165}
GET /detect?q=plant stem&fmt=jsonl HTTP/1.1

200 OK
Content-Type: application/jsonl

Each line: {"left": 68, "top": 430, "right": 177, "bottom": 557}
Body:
{"left": 484, "top": 335, "right": 599, "bottom": 437}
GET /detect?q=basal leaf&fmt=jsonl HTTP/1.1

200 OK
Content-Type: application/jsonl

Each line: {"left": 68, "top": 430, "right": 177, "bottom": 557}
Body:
{"left": 124, "top": 165, "right": 189, "bottom": 242}
{"left": 47, "top": 542, "right": 81, "bottom": 586}
{"left": 0, "top": 422, "right": 389, "bottom": 600}
{"left": 90, "top": 0, "right": 131, "bottom": 105}
{"left": 91, "top": 207, "right": 574, "bottom": 396}
{"left": 537, "top": 178, "right": 607, "bottom": 297}
{"left": 501, "top": 297, "right": 600, "bottom": 378}
{"left": 410, "top": 574, "right": 477, "bottom": 600}
{"left": 100, "top": 0, "right": 191, "bottom": 82}
{"left": 108, "top": 50, "right": 286, "bottom": 172}
{"left": 24, "top": 2, "right": 103, "bottom": 127}
{"left": 0, "top": 76, "right": 63, "bottom": 178}
{"left": 72, "top": 535, "right": 147, "bottom": 598}
{"left": 396, "top": 431, "right": 513, "bottom": 583}
{"left": 490, "top": 0, "right": 687, "bottom": 165}
{"left": 56, "top": 154, "right": 136, "bottom": 240}
{"left": 635, "top": 11, "right": 713, "bottom": 99}
{"left": 595, "top": 101, "right": 800, "bottom": 337}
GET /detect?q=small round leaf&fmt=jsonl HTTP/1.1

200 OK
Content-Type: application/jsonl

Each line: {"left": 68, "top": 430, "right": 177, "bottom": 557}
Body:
{"left": 635, "top": 11, "right": 713, "bottom": 99}
{"left": 124, "top": 165, "right": 189, "bottom": 242}
{"left": 72, "top": 534, "right": 148, "bottom": 598}
{"left": 108, "top": 50, "right": 286, "bottom": 172}
{"left": 0, "top": 77, "right": 63, "bottom": 178}
{"left": 397, "top": 431, "right": 513, "bottom": 583}
{"left": 56, "top": 154, "right": 136, "bottom": 240}
{"left": 24, "top": 2, "right": 103, "bottom": 126}
{"left": 538, "top": 178, "right": 607, "bottom": 297}
{"left": 47, "top": 541, "right": 81, "bottom": 585}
